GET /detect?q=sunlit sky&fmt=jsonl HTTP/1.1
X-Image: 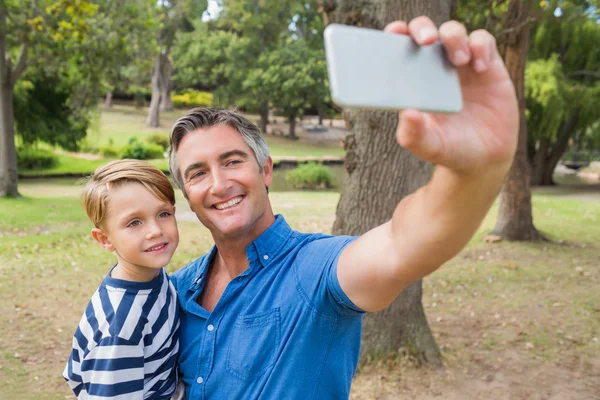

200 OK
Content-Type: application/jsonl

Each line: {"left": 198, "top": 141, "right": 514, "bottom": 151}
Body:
{"left": 202, "top": 0, "right": 222, "bottom": 21}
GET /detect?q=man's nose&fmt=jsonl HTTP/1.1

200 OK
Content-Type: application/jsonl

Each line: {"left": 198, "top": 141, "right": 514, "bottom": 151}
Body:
{"left": 209, "top": 167, "right": 231, "bottom": 196}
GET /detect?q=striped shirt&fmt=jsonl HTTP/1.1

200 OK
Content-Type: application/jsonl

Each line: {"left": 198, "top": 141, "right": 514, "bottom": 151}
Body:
{"left": 63, "top": 268, "right": 180, "bottom": 399}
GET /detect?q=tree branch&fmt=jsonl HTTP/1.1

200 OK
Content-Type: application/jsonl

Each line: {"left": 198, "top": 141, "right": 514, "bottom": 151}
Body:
{"left": 10, "top": 38, "right": 28, "bottom": 87}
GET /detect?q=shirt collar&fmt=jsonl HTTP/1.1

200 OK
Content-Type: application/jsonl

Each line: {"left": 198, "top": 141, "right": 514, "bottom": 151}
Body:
{"left": 187, "top": 215, "right": 292, "bottom": 291}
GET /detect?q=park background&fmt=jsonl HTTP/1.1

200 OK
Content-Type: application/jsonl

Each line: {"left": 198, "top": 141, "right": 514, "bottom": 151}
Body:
{"left": 0, "top": 0, "right": 599, "bottom": 399}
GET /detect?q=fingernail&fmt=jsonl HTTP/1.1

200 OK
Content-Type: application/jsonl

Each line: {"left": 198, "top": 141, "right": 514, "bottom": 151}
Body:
{"left": 475, "top": 59, "right": 487, "bottom": 73}
{"left": 419, "top": 28, "right": 436, "bottom": 42}
{"left": 454, "top": 50, "right": 469, "bottom": 65}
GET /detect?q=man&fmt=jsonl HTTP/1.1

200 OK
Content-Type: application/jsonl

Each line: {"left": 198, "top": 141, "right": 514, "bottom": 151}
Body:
{"left": 168, "top": 16, "right": 518, "bottom": 399}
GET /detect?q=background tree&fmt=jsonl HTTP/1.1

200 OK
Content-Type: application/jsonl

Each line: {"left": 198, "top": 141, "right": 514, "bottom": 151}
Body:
{"left": 527, "top": 0, "right": 600, "bottom": 185}
{"left": 215, "top": 0, "right": 295, "bottom": 133}
{"left": 243, "top": 37, "right": 328, "bottom": 138}
{"left": 1, "top": 0, "right": 104, "bottom": 197}
{"left": 146, "top": 0, "right": 207, "bottom": 127}
{"left": 456, "top": 0, "right": 543, "bottom": 240}
{"left": 324, "top": 0, "right": 451, "bottom": 364}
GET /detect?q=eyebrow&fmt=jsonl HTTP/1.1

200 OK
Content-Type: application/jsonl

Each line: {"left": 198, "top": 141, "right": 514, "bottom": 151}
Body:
{"left": 183, "top": 150, "right": 251, "bottom": 181}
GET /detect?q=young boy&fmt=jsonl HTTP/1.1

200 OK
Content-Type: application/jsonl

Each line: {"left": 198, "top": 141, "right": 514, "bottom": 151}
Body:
{"left": 63, "top": 160, "right": 181, "bottom": 399}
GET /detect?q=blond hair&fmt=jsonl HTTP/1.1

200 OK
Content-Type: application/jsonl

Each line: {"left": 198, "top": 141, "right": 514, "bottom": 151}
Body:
{"left": 82, "top": 159, "right": 175, "bottom": 227}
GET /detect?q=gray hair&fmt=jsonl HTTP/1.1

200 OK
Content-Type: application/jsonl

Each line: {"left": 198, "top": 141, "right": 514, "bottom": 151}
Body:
{"left": 168, "top": 108, "right": 270, "bottom": 195}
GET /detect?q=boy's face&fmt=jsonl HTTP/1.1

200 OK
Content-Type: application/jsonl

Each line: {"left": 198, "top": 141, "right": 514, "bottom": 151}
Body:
{"left": 175, "top": 124, "right": 274, "bottom": 242}
{"left": 92, "top": 182, "right": 179, "bottom": 281}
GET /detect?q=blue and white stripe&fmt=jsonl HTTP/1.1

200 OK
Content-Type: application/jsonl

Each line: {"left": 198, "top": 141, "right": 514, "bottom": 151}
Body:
{"left": 64, "top": 268, "right": 180, "bottom": 399}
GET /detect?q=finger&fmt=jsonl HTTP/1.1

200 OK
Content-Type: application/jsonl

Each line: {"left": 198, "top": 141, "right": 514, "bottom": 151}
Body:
{"left": 468, "top": 29, "right": 497, "bottom": 73}
{"left": 439, "top": 21, "right": 470, "bottom": 67}
{"left": 408, "top": 16, "right": 438, "bottom": 45}
{"left": 396, "top": 110, "right": 443, "bottom": 162}
{"left": 384, "top": 20, "right": 409, "bottom": 35}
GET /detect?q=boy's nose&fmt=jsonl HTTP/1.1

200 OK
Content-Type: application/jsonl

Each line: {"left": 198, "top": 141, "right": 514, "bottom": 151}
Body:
{"left": 145, "top": 222, "right": 162, "bottom": 239}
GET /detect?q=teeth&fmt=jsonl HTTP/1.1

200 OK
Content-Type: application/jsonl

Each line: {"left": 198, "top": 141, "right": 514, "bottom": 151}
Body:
{"left": 215, "top": 196, "right": 242, "bottom": 210}
{"left": 147, "top": 244, "right": 165, "bottom": 251}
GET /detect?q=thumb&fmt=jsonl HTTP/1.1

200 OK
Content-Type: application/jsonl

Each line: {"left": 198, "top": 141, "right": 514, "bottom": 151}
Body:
{"left": 396, "top": 109, "right": 444, "bottom": 164}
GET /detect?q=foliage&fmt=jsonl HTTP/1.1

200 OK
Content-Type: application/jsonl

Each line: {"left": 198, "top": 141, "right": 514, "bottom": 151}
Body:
{"left": 145, "top": 133, "right": 171, "bottom": 151}
{"left": 171, "top": 90, "right": 213, "bottom": 109}
{"left": 120, "top": 137, "right": 165, "bottom": 160}
{"left": 244, "top": 37, "right": 329, "bottom": 122}
{"left": 13, "top": 75, "right": 89, "bottom": 151}
{"left": 16, "top": 147, "right": 58, "bottom": 170}
{"left": 286, "top": 162, "right": 333, "bottom": 189}
{"left": 100, "top": 145, "right": 119, "bottom": 158}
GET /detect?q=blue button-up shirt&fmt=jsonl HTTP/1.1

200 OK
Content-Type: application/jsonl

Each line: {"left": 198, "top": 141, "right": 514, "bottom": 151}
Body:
{"left": 170, "top": 215, "right": 365, "bottom": 399}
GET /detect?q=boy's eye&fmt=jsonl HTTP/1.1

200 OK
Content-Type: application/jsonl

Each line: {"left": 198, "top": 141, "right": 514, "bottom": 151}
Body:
{"left": 128, "top": 220, "right": 141, "bottom": 227}
{"left": 159, "top": 211, "right": 171, "bottom": 218}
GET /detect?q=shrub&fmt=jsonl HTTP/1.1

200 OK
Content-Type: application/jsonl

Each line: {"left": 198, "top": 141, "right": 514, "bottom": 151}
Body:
{"left": 146, "top": 133, "right": 170, "bottom": 150}
{"left": 172, "top": 90, "right": 213, "bottom": 109}
{"left": 120, "top": 137, "right": 165, "bottom": 160}
{"left": 100, "top": 145, "right": 119, "bottom": 158}
{"left": 17, "top": 147, "right": 58, "bottom": 170}
{"left": 286, "top": 162, "right": 333, "bottom": 189}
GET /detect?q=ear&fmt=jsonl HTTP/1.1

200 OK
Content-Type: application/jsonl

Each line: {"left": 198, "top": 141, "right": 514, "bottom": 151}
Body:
{"left": 262, "top": 156, "right": 273, "bottom": 188}
{"left": 91, "top": 228, "right": 115, "bottom": 252}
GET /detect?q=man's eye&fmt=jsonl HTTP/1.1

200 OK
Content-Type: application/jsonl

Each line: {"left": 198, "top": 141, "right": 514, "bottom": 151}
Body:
{"left": 227, "top": 159, "right": 241, "bottom": 166}
{"left": 128, "top": 220, "right": 141, "bottom": 227}
{"left": 192, "top": 171, "right": 205, "bottom": 179}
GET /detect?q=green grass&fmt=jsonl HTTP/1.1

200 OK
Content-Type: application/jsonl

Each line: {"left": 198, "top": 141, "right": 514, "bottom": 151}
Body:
{"left": 1, "top": 187, "right": 598, "bottom": 399}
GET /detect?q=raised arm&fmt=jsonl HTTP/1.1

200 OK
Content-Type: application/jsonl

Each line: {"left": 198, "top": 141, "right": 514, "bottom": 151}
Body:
{"left": 337, "top": 17, "right": 519, "bottom": 312}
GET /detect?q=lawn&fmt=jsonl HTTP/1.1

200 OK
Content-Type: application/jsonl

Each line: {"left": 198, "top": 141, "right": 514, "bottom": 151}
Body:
{"left": 0, "top": 183, "right": 598, "bottom": 399}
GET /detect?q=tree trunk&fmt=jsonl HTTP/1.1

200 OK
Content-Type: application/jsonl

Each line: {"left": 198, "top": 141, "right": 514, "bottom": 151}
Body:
{"left": 104, "top": 91, "right": 113, "bottom": 109}
{"left": 531, "top": 137, "right": 549, "bottom": 186}
{"left": 492, "top": 0, "right": 544, "bottom": 241}
{"left": 318, "top": 108, "right": 324, "bottom": 125}
{"left": 159, "top": 53, "right": 173, "bottom": 112}
{"left": 324, "top": 2, "right": 445, "bottom": 367}
{"left": 531, "top": 112, "right": 579, "bottom": 186}
{"left": 330, "top": 0, "right": 450, "bottom": 366}
{"left": 259, "top": 102, "right": 269, "bottom": 135}
{"left": 146, "top": 55, "right": 162, "bottom": 127}
{"left": 288, "top": 114, "right": 297, "bottom": 139}
{"left": 0, "top": 6, "right": 20, "bottom": 198}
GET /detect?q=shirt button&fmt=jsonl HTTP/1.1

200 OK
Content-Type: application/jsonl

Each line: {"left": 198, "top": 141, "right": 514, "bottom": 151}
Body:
{"left": 197, "top": 376, "right": 204, "bottom": 384}
{"left": 207, "top": 324, "right": 215, "bottom": 332}
{"left": 263, "top": 254, "right": 269, "bottom": 260}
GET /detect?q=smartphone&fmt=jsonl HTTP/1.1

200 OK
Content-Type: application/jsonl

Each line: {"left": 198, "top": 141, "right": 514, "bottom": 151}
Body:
{"left": 324, "top": 24, "right": 463, "bottom": 113}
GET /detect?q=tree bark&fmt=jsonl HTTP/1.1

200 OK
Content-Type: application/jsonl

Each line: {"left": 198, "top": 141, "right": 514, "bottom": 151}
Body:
{"left": 146, "top": 55, "right": 162, "bottom": 127}
{"left": 492, "top": 0, "right": 544, "bottom": 240}
{"left": 328, "top": 0, "right": 450, "bottom": 366}
{"left": 0, "top": 5, "right": 21, "bottom": 197}
{"left": 104, "top": 91, "right": 113, "bottom": 109}
{"left": 259, "top": 102, "right": 269, "bottom": 135}
{"left": 159, "top": 53, "right": 173, "bottom": 112}
{"left": 287, "top": 114, "right": 297, "bottom": 139}
{"left": 530, "top": 112, "right": 579, "bottom": 186}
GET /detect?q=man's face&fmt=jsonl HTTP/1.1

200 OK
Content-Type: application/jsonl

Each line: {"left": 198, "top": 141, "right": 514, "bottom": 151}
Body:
{"left": 175, "top": 125, "right": 274, "bottom": 241}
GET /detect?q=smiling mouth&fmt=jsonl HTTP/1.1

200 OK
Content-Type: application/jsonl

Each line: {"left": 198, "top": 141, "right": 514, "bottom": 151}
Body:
{"left": 145, "top": 243, "right": 167, "bottom": 252}
{"left": 213, "top": 196, "right": 244, "bottom": 210}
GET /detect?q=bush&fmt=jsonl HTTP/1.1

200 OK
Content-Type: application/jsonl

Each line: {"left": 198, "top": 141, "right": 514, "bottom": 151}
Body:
{"left": 100, "top": 145, "right": 119, "bottom": 158}
{"left": 286, "top": 162, "right": 333, "bottom": 189}
{"left": 120, "top": 137, "right": 165, "bottom": 160}
{"left": 146, "top": 133, "right": 170, "bottom": 150}
{"left": 17, "top": 147, "right": 58, "bottom": 170}
{"left": 172, "top": 90, "right": 213, "bottom": 109}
